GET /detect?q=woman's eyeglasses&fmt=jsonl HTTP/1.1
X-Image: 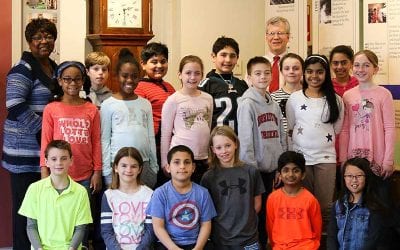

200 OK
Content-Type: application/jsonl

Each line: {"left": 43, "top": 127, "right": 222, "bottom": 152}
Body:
{"left": 31, "top": 34, "right": 55, "bottom": 42}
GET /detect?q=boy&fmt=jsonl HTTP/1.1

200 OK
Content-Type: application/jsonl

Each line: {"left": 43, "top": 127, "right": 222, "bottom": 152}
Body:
{"left": 85, "top": 51, "right": 112, "bottom": 250}
{"left": 84, "top": 51, "right": 112, "bottom": 108}
{"left": 238, "top": 56, "right": 287, "bottom": 249}
{"left": 198, "top": 36, "right": 248, "bottom": 134}
{"left": 146, "top": 145, "right": 216, "bottom": 250}
{"left": 19, "top": 140, "right": 92, "bottom": 250}
{"left": 135, "top": 42, "right": 176, "bottom": 186}
{"left": 266, "top": 151, "right": 322, "bottom": 250}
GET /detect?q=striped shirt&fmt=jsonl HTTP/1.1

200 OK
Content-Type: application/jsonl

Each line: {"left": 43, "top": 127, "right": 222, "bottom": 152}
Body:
{"left": 2, "top": 51, "right": 57, "bottom": 173}
{"left": 270, "top": 88, "right": 291, "bottom": 132}
{"left": 135, "top": 78, "right": 175, "bottom": 136}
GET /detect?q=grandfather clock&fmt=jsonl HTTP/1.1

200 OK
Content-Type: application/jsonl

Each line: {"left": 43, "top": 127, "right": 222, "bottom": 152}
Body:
{"left": 87, "top": 0, "right": 154, "bottom": 92}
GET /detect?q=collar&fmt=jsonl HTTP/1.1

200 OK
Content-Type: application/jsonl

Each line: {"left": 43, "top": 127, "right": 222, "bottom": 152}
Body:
{"left": 344, "top": 193, "right": 364, "bottom": 209}
{"left": 206, "top": 69, "right": 234, "bottom": 79}
{"left": 90, "top": 85, "right": 111, "bottom": 95}
{"left": 265, "top": 51, "right": 287, "bottom": 61}
{"left": 21, "top": 51, "right": 57, "bottom": 90}
{"left": 139, "top": 77, "right": 171, "bottom": 92}
{"left": 139, "top": 77, "right": 164, "bottom": 84}
{"left": 43, "top": 176, "right": 74, "bottom": 194}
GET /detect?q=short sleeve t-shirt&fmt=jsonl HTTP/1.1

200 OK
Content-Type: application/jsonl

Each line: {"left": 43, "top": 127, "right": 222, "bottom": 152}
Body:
{"left": 201, "top": 165, "right": 265, "bottom": 246}
{"left": 19, "top": 177, "right": 92, "bottom": 250}
{"left": 146, "top": 181, "right": 216, "bottom": 246}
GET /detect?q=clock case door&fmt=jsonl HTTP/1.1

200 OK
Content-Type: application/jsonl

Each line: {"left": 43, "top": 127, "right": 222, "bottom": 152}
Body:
{"left": 87, "top": 0, "right": 154, "bottom": 92}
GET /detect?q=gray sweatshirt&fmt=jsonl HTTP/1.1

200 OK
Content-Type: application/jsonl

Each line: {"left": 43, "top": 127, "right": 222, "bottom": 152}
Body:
{"left": 237, "top": 87, "right": 287, "bottom": 172}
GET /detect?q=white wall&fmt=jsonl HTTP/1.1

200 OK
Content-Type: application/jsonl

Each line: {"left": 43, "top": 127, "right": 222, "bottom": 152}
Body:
{"left": 151, "top": 0, "right": 266, "bottom": 88}
{"left": 58, "top": 0, "right": 87, "bottom": 62}
{"left": 13, "top": 0, "right": 266, "bottom": 89}
{"left": 12, "top": 0, "right": 87, "bottom": 64}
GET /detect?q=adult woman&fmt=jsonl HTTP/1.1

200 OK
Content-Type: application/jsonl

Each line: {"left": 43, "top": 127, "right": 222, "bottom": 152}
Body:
{"left": 2, "top": 18, "right": 58, "bottom": 250}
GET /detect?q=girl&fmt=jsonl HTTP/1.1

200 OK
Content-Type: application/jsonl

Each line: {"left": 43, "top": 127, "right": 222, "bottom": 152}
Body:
{"left": 200, "top": 126, "right": 265, "bottom": 249}
{"left": 40, "top": 61, "right": 102, "bottom": 192}
{"left": 286, "top": 54, "right": 343, "bottom": 229}
{"left": 160, "top": 55, "right": 213, "bottom": 183}
{"left": 339, "top": 50, "right": 395, "bottom": 180}
{"left": 271, "top": 52, "right": 304, "bottom": 132}
{"left": 329, "top": 45, "right": 359, "bottom": 193}
{"left": 101, "top": 48, "right": 158, "bottom": 189}
{"left": 329, "top": 45, "right": 358, "bottom": 97}
{"left": 327, "top": 157, "right": 391, "bottom": 249}
{"left": 101, "top": 147, "right": 154, "bottom": 250}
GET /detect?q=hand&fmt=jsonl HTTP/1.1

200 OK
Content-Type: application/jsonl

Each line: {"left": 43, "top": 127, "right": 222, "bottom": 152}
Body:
{"left": 90, "top": 170, "right": 102, "bottom": 194}
{"left": 41, "top": 167, "right": 50, "bottom": 179}
{"left": 381, "top": 165, "right": 394, "bottom": 180}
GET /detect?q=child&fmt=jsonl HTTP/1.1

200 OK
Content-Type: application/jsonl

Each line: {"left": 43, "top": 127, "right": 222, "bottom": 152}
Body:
{"left": 327, "top": 157, "right": 392, "bottom": 249}
{"left": 201, "top": 126, "right": 265, "bottom": 248}
{"left": 339, "top": 50, "right": 395, "bottom": 180}
{"left": 270, "top": 53, "right": 304, "bottom": 132}
{"left": 146, "top": 145, "right": 217, "bottom": 250}
{"left": 84, "top": 51, "right": 112, "bottom": 108}
{"left": 238, "top": 56, "right": 286, "bottom": 249}
{"left": 101, "top": 48, "right": 158, "bottom": 189}
{"left": 19, "top": 140, "right": 92, "bottom": 250}
{"left": 160, "top": 55, "right": 213, "bottom": 183}
{"left": 238, "top": 56, "right": 287, "bottom": 174}
{"left": 135, "top": 43, "right": 175, "bottom": 177}
{"left": 286, "top": 54, "right": 343, "bottom": 230}
{"left": 267, "top": 151, "right": 322, "bottom": 250}
{"left": 40, "top": 61, "right": 102, "bottom": 192}
{"left": 329, "top": 45, "right": 359, "bottom": 193}
{"left": 198, "top": 36, "right": 248, "bottom": 134}
{"left": 329, "top": 45, "right": 358, "bottom": 97}
{"left": 101, "top": 147, "right": 154, "bottom": 249}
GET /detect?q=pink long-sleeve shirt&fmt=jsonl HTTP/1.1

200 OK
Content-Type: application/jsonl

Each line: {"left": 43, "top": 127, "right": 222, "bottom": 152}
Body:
{"left": 339, "top": 85, "right": 395, "bottom": 175}
{"left": 160, "top": 91, "right": 213, "bottom": 168}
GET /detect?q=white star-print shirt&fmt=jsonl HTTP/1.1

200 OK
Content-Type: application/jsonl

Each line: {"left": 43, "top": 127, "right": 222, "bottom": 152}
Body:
{"left": 286, "top": 90, "right": 344, "bottom": 165}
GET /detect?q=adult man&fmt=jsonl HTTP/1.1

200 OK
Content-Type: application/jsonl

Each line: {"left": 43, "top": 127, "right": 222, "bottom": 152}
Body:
{"left": 265, "top": 16, "right": 290, "bottom": 93}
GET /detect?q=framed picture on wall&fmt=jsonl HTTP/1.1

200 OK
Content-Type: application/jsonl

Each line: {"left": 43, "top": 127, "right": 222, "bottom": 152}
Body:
{"left": 23, "top": 0, "right": 60, "bottom": 62}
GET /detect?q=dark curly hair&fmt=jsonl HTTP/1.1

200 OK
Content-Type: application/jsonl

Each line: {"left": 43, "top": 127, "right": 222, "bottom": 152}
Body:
{"left": 25, "top": 18, "right": 57, "bottom": 43}
{"left": 140, "top": 42, "right": 169, "bottom": 62}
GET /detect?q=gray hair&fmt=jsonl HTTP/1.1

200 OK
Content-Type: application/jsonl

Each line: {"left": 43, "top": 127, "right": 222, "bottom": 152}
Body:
{"left": 266, "top": 16, "right": 290, "bottom": 33}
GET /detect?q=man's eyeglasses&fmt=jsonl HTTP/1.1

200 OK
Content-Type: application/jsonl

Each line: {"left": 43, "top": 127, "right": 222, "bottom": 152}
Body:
{"left": 266, "top": 31, "right": 289, "bottom": 37}
{"left": 344, "top": 174, "right": 365, "bottom": 180}
{"left": 61, "top": 77, "right": 83, "bottom": 84}
{"left": 31, "top": 34, "right": 55, "bottom": 42}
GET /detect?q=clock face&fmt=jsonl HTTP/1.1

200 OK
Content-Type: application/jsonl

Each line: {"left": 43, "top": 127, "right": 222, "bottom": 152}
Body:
{"left": 107, "top": 0, "right": 142, "bottom": 28}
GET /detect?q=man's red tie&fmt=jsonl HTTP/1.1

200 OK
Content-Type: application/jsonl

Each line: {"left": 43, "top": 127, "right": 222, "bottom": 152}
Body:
{"left": 270, "top": 55, "right": 280, "bottom": 93}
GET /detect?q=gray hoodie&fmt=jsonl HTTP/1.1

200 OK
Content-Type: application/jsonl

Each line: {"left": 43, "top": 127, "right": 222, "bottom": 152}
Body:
{"left": 237, "top": 87, "right": 287, "bottom": 172}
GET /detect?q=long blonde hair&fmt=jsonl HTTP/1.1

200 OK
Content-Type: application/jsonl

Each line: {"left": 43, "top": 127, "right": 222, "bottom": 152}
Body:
{"left": 208, "top": 126, "right": 243, "bottom": 169}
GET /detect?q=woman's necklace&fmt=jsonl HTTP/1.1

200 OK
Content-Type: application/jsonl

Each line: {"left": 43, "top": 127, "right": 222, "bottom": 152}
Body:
{"left": 40, "top": 61, "right": 54, "bottom": 78}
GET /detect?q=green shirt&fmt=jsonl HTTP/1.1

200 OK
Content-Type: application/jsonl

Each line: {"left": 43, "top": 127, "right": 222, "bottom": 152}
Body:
{"left": 19, "top": 176, "right": 92, "bottom": 250}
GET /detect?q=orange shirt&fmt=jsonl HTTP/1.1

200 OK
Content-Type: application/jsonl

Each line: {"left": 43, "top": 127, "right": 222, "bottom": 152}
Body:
{"left": 40, "top": 101, "right": 102, "bottom": 181}
{"left": 266, "top": 188, "right": 322, "bottom": 250}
